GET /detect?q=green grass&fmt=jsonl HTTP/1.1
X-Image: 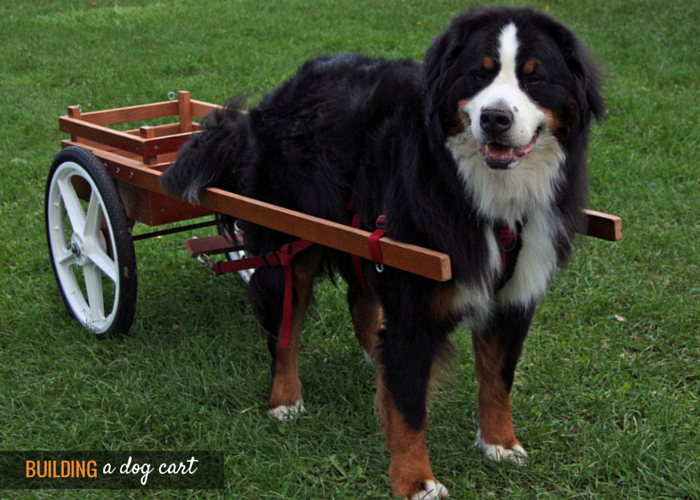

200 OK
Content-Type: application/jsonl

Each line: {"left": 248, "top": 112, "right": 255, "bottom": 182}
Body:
{"left": 1, "top": 0, "right": 699, "bottom": 498}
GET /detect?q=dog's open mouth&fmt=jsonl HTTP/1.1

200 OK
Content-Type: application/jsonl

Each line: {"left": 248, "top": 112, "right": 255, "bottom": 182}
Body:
{"left": 477, "top": 130, "right": 539, "bottom": 170}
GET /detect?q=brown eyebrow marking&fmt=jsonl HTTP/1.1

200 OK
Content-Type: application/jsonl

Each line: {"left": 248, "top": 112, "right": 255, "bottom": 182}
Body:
{"left": 483, "top": 56, "right": 496, "bottom": 70}
{"left": 523, "top": 59, "right": 536, "bottom": 74}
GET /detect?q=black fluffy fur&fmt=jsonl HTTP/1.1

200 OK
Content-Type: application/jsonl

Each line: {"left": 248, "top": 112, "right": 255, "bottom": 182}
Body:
{"left": 161, "top": 7, "right": 603, "bottom": 438}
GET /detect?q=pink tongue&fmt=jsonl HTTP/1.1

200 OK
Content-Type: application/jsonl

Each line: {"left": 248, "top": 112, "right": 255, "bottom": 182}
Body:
{"left": 478, "top": 133, "right": 538, "bottom": 160}
{"left": 487, "top": 143, "right": 513, "bottom": 159}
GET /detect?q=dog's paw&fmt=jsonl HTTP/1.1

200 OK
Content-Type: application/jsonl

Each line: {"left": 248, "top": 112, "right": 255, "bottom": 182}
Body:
{"left": 269, "top": 400, "right": 305, "bottom": 421}
{"left": 475, "top": 430, "right": 528, "bottom": 465}
{"left": 410, "top": 480, "right": 449, "bottom": 500}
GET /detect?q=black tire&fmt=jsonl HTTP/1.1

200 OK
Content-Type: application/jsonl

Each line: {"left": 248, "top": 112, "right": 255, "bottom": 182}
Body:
{"left": 45, "top": 146, "right": 137, "bottom": 338}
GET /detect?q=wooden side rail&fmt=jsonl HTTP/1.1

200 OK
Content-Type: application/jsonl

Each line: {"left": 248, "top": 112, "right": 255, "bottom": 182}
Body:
{"left": 63, "top": 91, "right": 220, "bottom": 127}
{"left": 582, "top": 209, "right": 623, "bottom": 241}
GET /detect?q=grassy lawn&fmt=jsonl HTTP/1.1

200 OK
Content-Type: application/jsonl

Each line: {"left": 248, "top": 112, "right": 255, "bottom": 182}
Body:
{"left": 1, "top": 0, "right": 699, "bottom": 498}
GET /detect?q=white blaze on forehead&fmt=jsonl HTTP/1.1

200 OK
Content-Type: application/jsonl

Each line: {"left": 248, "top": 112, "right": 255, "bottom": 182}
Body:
{"left": 498, "top": 23, "right": 519, "bottom": 77}
{"left": 464, "top": 22, "right": 546, "bottom": 149}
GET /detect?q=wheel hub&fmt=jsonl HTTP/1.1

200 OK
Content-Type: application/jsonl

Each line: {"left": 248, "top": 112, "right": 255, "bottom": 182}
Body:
{"left": 70, "top": 234, "right": 86, "bottom": 266}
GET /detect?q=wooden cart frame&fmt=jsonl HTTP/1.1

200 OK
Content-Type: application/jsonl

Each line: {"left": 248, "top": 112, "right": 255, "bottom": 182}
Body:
{"left": 46, "top": 91, "right": 622, "bottom": 337}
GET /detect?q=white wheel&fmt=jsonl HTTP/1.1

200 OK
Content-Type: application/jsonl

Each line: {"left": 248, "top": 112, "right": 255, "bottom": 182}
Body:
{"left": 45, "top": 147, "right": 137, "bottom": 337}
{"left": 217, "top": 216, "right": 254, "bottom": 284}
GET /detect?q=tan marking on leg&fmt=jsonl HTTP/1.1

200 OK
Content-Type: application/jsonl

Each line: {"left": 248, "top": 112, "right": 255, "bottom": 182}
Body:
{"left": 268, "top": 246, "right": 324, "bottom": 411}
{"left": 378, "top": 375, "right": 435, "bottom": 498}
{"left": 350, "top": 288, "right": 382, "bottom": 360}
{"left": 472, "top": 332, "right": 519, "bottom": 449}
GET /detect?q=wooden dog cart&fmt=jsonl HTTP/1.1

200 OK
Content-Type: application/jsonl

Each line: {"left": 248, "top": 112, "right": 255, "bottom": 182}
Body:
{"left": 46, "top": 91, "right": 623, "bottom": 337}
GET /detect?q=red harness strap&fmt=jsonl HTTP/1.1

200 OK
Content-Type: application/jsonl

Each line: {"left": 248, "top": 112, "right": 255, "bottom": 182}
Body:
{"left": 494, "top": 222, "right": 521, "bottom": 290}
{"left": 213, "top": 238, "right": 315, "bottom": 348}
{"left": 347, "top": 186, "right": 387, "bottom": 289}
{"left": 497, "top": 223, "right": 517, "bottom": 271}
{"left": 368, "top": 214, "right": 387, "bottom": 265}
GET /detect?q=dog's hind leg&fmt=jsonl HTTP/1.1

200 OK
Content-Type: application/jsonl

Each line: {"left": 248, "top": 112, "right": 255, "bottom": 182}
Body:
{"left": 248, "top": 245, "right": 325, "bottom": 421}
{"left": 347, "top": 285, "right": 382, "bottom": 362}
{"left": 472, "top": 305, "right": 535, "bottom": 464}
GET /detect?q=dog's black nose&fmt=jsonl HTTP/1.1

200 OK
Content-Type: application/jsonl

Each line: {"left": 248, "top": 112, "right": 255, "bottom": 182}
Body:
{"left": 480, "top": 107, "right": 514, "bottom": 136}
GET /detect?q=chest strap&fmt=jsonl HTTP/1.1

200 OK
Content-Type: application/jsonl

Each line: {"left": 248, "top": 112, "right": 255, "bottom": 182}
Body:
{"left": 494, "top": 221, "right": 523, "bottom": 291}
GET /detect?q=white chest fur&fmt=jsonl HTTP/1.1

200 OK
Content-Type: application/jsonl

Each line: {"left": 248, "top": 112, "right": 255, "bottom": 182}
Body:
{"left": 451, "top": 209, "right": 564, "bottom": 326}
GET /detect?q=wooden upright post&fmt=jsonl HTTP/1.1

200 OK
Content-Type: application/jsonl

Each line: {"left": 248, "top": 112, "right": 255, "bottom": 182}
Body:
{"left": 178, "top": 91, "right": 193, "bottom": 133}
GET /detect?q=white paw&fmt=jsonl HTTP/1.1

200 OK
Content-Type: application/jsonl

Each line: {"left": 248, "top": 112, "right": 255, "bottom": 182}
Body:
{"left": 269, "top": 400, "right": 305, "bottom": 421}
{"left": 411, "top": 480, "right": 449, "bottom": 499}
{"left": 475, "top": 429, "right": 527, "bottom": 465}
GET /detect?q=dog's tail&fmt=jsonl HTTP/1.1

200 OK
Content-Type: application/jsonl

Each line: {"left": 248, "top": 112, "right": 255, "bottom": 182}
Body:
{"left": 160, "top": 97, "right": 249, "bottom": 204}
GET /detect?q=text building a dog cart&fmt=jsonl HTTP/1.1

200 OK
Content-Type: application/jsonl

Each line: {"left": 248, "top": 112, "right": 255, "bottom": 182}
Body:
{"left": 45, "top": 91, "right": 623, "bottom": 337}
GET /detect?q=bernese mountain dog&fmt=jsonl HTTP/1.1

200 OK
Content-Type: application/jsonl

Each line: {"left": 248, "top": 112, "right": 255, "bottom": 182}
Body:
{"left": 161, "top": 7, "right": 604, "bottom": 499}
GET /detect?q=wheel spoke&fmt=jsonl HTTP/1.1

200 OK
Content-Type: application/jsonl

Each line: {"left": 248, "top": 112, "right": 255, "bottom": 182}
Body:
{"left": 87, "top": 247, "right": 118, "bottom": 283}
{"left": 56, "top": 246, "right": 76, "bottom": 269}
{"left": 83, "top": 263, "right": 106, "bottom": 323}
{"left": 57, "top": 176, "right": 86, "bottom": 235}
{"left": 83, "top": 190, "right": 103, "bottom": 240}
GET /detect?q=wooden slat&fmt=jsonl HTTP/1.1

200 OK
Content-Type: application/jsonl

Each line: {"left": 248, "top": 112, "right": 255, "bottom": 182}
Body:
{"left": 191, "top": 99, "right": 222, "bottom": 118}
{"left": 125, "top": 122, "right": 200, "bottom": 138}
{"left": 60, "top": 117, "right": 145, "bottom": 156}
{"left": 185, "top": 235, "right": 244, "bottom": 258}
{"left": 62, "top": 141, "right": 452, "bottom": 282}
{"left": 582, "top": 209, "right": 623, "bottom": 241}
{"left": 143, "top": 132, "right": 196, "bottom": 157}
{"left": 75, "top": 101, "right": 179, "bottom": 126}
{"left": 60, "top": 117, "right": 198, "bottom": 161}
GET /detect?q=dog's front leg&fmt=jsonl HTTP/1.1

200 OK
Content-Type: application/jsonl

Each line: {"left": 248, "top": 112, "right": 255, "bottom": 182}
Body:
{"left": 472, "top": 304, "right": 535, "bottom": 463}
{"left": 376, "top": 310, "right": 450, "bottom": 499}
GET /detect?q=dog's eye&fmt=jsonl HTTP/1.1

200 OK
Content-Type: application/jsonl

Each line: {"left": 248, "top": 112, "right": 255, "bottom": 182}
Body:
{"left": 472, "top": 69, "right": 490, "bottom": 84}
{"left": 523, "top": 74, "right": 543, "bottom": 89}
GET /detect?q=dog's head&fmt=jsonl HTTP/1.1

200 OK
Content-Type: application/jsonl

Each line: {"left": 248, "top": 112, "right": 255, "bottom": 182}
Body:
{"left": 425, "top": 7, "right": 604, "bottom": 171}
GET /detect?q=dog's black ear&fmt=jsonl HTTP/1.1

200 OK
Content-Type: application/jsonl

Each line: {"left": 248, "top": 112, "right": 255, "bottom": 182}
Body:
{"left": 424, "top": 22, "right": 461, "bottom": 102}
{"left": 554, "top": 22, "right": 606, "bottom": 126}
{"left": 160, "top": 101, "right": 248, "bottom": 204}
{"left": 423, "top": 9, "right": 483, "bottom": 136}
